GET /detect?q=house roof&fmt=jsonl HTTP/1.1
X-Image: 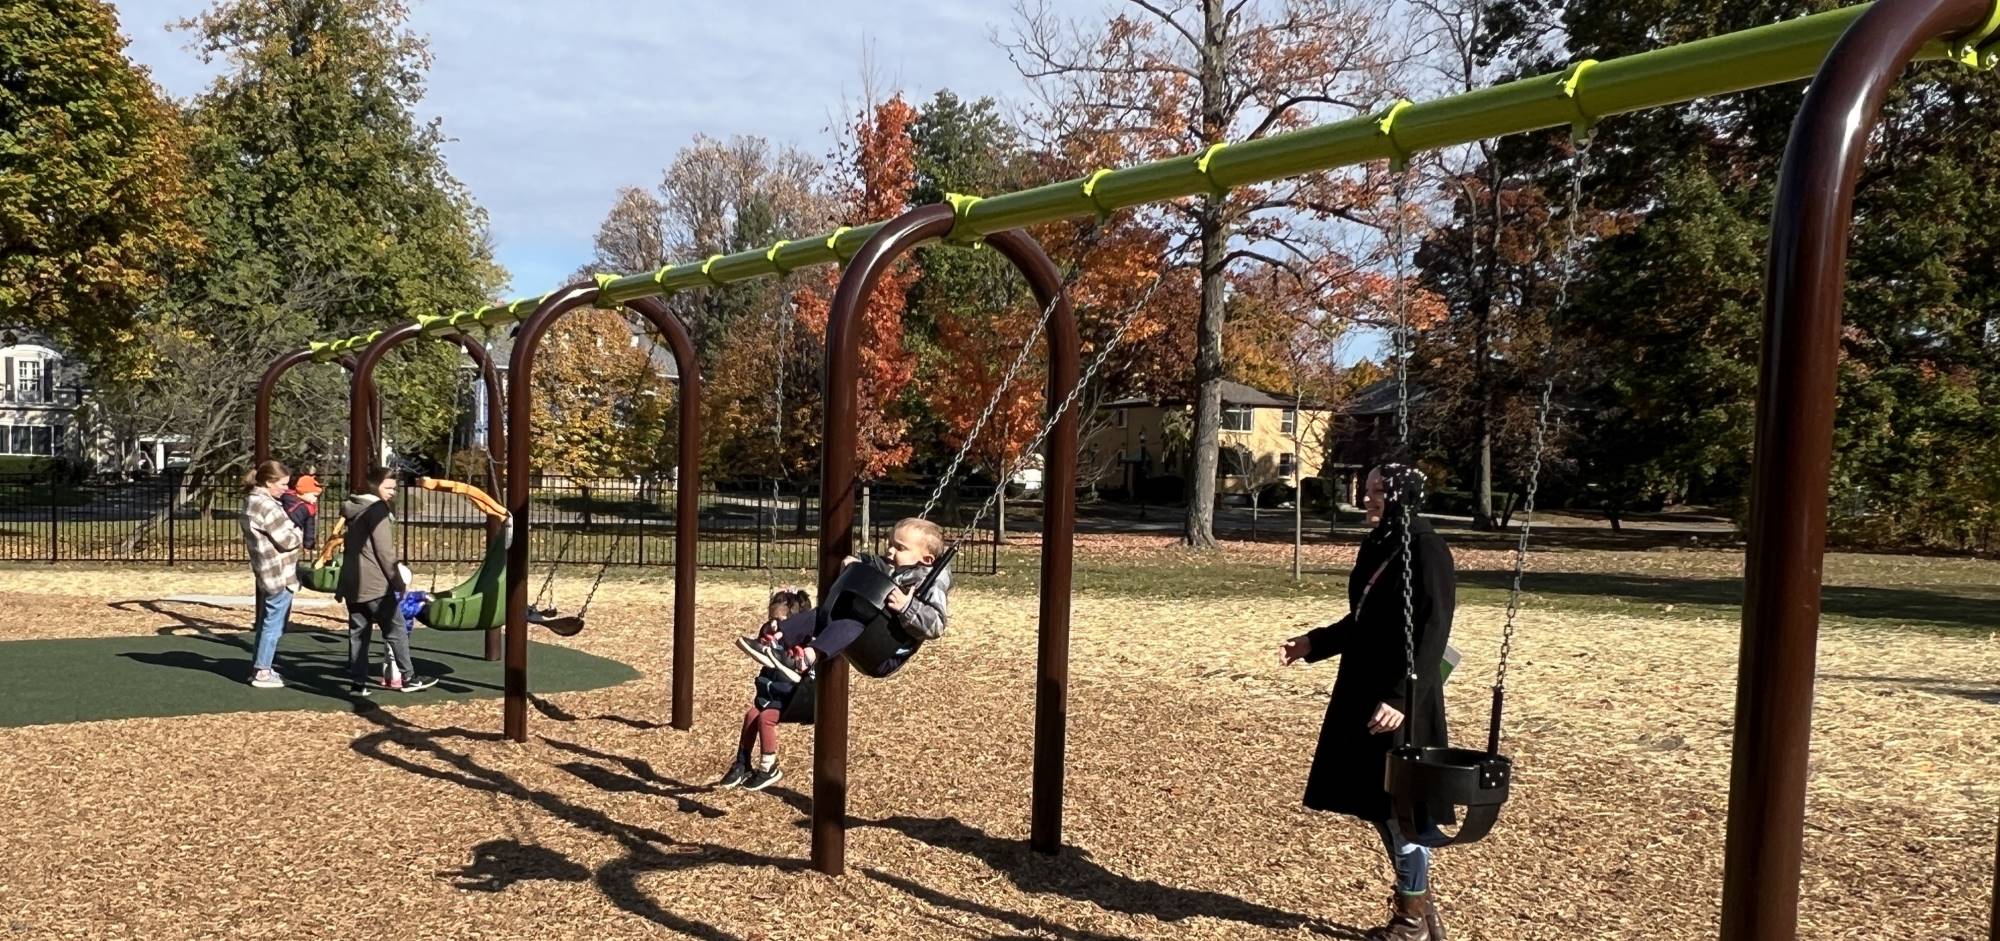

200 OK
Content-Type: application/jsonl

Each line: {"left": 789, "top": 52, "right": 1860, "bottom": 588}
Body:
{"left": 1340, "top": 378, "right": 1429, "bottom": 416}
{"left": 1105, "top": 379, "right": 1327, "bottom": 410}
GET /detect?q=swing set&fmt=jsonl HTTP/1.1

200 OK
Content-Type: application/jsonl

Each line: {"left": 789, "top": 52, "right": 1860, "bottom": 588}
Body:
{"left": 287, "top": 1, "right": 2000, "bottom": 934}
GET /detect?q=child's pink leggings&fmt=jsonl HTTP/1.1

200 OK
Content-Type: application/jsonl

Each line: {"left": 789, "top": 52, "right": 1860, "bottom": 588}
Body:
{"left": 738, "top": 706, "right": 779, "bottom": 757}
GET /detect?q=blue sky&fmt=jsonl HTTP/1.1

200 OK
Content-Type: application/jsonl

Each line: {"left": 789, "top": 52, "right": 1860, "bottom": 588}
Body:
{"left": 116, "top": 0, "right": 1384, "bottom": 365}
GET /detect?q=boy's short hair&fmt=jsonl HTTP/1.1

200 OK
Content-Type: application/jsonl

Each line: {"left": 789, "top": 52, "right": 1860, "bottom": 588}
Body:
{"left": 894, "top": 517, "right": 945, "bottom": 557}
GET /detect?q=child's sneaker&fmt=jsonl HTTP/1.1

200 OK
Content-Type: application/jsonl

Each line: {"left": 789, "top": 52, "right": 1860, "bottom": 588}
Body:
{"left": 350, "top": 681, "right": 374, "bottom": 698}
{"left": 717, "top": 760, "right": 751, "bottom": 790}
{"left": 763, "top": 646, "right": 805, "bottom": 683}
{"left": 743, "top": 764, "right": 783, "bottom": 791}
{"left": 249, "top": 669, "right": 284, "bottom": 689}
{"left": 735, "top": 636, "right": 780, "bottom": 670}
{"left": 399, "top": 675, "right": 439, "bottom": 693}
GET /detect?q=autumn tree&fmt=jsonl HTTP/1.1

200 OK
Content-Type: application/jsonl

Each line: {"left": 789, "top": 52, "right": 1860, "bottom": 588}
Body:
{"left": 1008, "top": 0, "right": 1398, "bottom": 548}
{"left": 793, "top": 94, "right": 923, "bottom": 479}
{"left": 529, "top": 309, "right": 675, "bottom": 477}
{"left": 0, "top": 0, "right": 202, "bottom": 364}
{"left": 579, "top": 136, "right": 832, "bottom": 480}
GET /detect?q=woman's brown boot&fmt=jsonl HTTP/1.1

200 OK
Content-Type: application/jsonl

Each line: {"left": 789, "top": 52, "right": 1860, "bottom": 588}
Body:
{"left": 1368, "top": 892, "right": 1435, "bottom": 940}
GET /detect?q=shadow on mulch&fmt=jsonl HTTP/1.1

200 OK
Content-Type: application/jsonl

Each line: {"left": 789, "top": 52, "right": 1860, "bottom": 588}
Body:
{"left": 1452, "top": 570, "right": 2000, "bottom": 633}
{"left": 526, "top": 692, "right": 669, "bottom": 730}
{"left": 444, "top": 839, "right": 591, "bottom": 893}
{"left": 350, "top": 708, "right": 796, "bottom": 941}
{"left": 383, "top": 722, "right": 1363, "bottom": 940}
{"left": 1821, "top": 673, "right": 2000, "bottom": 705}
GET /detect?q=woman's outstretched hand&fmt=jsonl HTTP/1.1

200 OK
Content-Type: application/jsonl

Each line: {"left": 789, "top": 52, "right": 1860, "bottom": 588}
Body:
{"left": 1279, "top": 635, "right": 1311, "bottom": 666}
{"left": 1367, "top": 702, "right": 1406, "bottom": 735}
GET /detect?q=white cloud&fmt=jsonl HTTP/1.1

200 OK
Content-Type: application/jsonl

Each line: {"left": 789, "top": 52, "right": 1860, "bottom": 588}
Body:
{"left": 116, "top": 0, "right": 1110, "bottom": 298}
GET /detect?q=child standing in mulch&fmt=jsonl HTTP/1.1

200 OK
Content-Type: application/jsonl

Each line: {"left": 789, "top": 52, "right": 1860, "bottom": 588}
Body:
{"left": 718, "top": 587, "right": 814, "bottom": 792}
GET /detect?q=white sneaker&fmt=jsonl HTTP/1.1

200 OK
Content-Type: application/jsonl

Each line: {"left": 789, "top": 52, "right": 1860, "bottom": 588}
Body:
{"left": 250, "top": 669, "right": 285, "bottom": 689}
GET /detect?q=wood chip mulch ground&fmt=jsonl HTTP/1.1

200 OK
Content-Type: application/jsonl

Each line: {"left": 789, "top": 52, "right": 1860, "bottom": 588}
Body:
{"left": 0, "top": 550, "right": 1993, "bottom": 940}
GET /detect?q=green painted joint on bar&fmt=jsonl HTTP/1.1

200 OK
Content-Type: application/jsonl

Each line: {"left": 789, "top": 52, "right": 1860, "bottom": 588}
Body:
{"left": 1955, "top": 0, "right": 2000, "bottom": 64}
{"left": 1081, "top": 169, "right": 1116, "bottom": 218}
{"left": 1375, "top": 100, "right": 1415, "bottom": 170}
{"left": 1193, "top": 142, "right": 1230, "bottom": 196}
{"left": 699, "top": 255, "right": 727, "bottom": 288}
{"left": 766, "top": 240, "right": 792, "bottom": 273}
{"left": 590, "top": 273, "right": 619, "bottom": 307}
{"left": 1560, "top": 59, "right": 1601, "bottom": 140}
{"left": 944, "top": 193, "right": 985, "bottom": 244}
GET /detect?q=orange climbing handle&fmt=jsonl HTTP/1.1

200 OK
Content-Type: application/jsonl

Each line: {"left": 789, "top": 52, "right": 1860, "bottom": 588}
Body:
{"left": 417, "top": 476, "right": 509, "bottom": 521}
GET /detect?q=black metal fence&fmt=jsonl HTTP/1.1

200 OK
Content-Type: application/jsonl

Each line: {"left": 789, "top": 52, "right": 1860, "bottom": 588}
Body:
{"left": 0, "top": 473, "right": 1000, "bottom": 574}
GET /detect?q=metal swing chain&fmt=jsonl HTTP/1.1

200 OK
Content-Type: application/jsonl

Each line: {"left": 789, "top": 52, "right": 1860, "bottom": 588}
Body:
{"left": 1492, "top": 132, "right": 1592, "bottom": 707}
{"left": 574, "top": 531, "right": 622, "bottom": 620}
{"left": 956, "top": 265, "right": 1173, "bottom": 544}
{"left": 1388, "top": 164, "right": 1421, "bottom": 728}
{"left": 533, "top": 528, "right": 575, "bottom": 611}
{"left": 918, "top": 222, "right": 1106, "bottom": 524}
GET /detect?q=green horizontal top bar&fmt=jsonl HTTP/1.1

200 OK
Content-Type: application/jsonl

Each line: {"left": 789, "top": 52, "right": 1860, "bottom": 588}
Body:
{"left": 311, "top": 0, "right": 1993, "bottom": 352}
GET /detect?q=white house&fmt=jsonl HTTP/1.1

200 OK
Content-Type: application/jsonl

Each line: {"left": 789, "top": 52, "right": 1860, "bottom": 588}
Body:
{"left": 0, "top": 332, "right": 181, "bottom": 473}
{"left": 0, "top": 334, "right": 78, "bottom": 462}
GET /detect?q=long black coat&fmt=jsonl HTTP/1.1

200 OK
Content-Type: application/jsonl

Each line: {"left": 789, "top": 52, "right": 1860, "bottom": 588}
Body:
{"left": 1300, "top": 515, "right": 1455, "bottom": 823}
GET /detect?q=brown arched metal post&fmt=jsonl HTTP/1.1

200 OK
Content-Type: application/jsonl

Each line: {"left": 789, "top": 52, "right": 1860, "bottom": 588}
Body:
{"left": 505, "top": 285, "right": 702, "bottom": 743}
{"left": 626, "top": 296, "right": 703, "bottom": 731}
{"left": 812, "top": 205, "right": 1079, "bottom": 875}
{"left": 348, "top": 323, "right": 424, "bottom": 482}
{"left": 255, "top": 350, "right": 377, "bottom": 470}
{"left": 346, "top": 324, "right": 512, "bottom": 661}
{"left": 1725, "top": 1, "right": 1993, "bottom": 938}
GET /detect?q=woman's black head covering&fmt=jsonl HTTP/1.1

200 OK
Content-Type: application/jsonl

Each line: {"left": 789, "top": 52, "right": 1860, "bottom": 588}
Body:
{"left": 1376, "top": 462, "right": 1428, "bottom": 525}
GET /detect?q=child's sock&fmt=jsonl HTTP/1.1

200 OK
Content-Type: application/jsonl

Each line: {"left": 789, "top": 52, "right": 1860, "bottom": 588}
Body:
{"left": 758, "top": 753, "right": 778, "bottom": 772}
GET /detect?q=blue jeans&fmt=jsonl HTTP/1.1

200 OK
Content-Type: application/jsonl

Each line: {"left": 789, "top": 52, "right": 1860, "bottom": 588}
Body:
{"left": 252, "top": 587, "right": 293, "bottom": 672}
{"left": 1374, "top": 817, "right": 1446, "bottom": 895}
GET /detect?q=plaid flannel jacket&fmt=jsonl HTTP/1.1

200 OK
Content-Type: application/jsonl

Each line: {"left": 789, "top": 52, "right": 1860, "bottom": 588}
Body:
{"left": 240, "top": 490, "right": 303, "bottom": 594}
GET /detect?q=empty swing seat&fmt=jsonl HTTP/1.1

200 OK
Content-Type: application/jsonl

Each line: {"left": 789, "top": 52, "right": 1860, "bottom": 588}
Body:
{"left": 417, "top": 530, "right": 507, "bottom": 631}
{"left": 1383, "top": 745, "right": 1511, "bottom": 847}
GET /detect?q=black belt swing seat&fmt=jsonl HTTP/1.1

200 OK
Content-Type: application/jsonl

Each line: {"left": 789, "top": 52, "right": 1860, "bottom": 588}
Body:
{"left": 1376, "top": 131, "right": 1593, "bottom": 851}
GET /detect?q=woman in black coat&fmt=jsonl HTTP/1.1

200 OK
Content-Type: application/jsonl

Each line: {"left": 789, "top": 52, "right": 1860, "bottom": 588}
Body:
{"left": 1281, "top": 463, "right": 1454, "bottom": 941}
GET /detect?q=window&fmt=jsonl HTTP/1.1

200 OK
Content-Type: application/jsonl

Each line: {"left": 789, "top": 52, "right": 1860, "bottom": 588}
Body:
{"left": 15, "top": 360, "right": 41, "bottom": 403}
{"left": 1222, "top": 405, "right": 1254, "bottom": 432}
{"left": 1218, "top": 448, "right": 1247, "bottom": 477}
{"left": 9, "top": 426, "right": 29, "bottom": 455}
{"left": 1278, "top": 453, "right": 1298, "bottom": 478}
{"left": 29, "top": 426, "right": 50, "bottom": 456}
{"left": 1114, "top": 408, "right": 1127, "bottom": 428}
{"left": 51, "top": 425, "right": 66, "bottom": 456}
{"left": 1280, "top": 408, "right": 1297, "bottom": 435}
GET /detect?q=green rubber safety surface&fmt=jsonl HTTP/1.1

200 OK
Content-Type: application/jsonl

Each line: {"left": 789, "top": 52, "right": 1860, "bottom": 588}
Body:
{"left": 0, "top": 627, "right": 639, "bottom": 728}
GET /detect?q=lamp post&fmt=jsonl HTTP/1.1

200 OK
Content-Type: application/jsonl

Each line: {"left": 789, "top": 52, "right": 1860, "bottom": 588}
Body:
{"left": 1136, "top": 430, "right": 1147, "bottom": 521}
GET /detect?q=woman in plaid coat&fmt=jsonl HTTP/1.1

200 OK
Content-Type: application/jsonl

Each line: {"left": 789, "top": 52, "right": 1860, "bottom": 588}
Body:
{"left": 239, "top": 460, "right": 303, "bottom": 689}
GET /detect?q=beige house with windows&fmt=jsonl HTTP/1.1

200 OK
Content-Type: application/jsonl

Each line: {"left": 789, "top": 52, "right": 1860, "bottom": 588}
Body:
{"left": 1084, "top": 380, "right": 1333, "bottom": 499}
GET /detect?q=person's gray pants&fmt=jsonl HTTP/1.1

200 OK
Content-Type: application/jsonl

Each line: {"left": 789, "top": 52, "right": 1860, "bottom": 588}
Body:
{"left": 346, "top": 596, "right": 414, "bottom": 683}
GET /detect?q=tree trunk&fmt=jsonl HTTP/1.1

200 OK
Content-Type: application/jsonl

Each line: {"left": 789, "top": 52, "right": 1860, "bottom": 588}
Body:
{"left": 997, "top": 485, "right": 1008, "bottom": 545}
{"left": 1181, "top": 0, "right": 1229, "bottom": 551}
{"left": 1471, "top": 156, "right": 1505, "bottom": 531}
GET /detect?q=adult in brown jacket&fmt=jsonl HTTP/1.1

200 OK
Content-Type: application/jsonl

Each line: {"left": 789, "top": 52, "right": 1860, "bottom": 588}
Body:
{"left": 336, "top": 466, "right": 436, "bottom": 694}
